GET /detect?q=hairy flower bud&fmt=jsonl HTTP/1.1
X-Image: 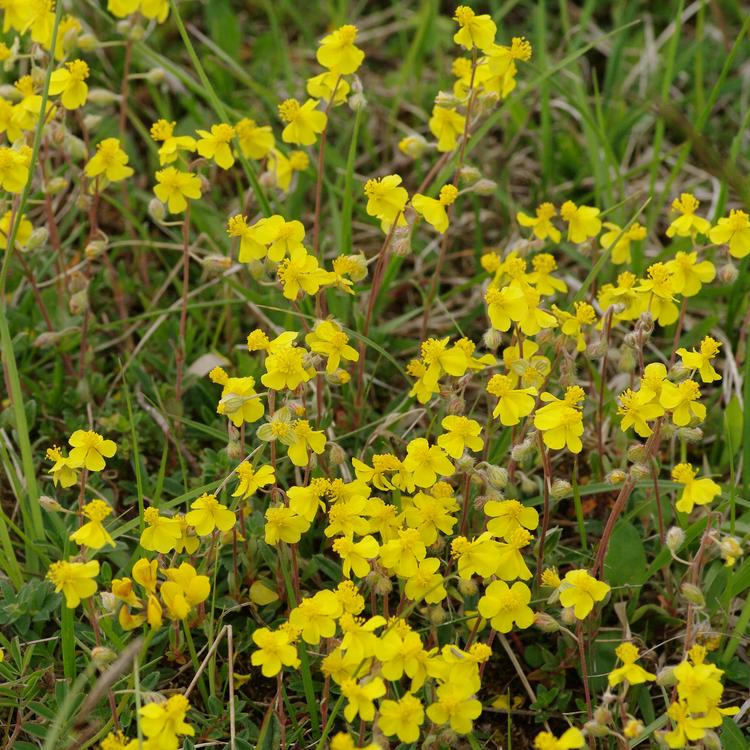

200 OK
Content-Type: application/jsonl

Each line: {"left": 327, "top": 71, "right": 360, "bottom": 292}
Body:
{"left": 656, "top": 666, "right": 676, "bottom": 687}
{"left": 87, "top": 89, "right": 120, "bottom": 107}
{"left": 91, "top": 647, "right": 117, "bottom": 666}
{"left": 148, "top": 198, "right": 166, "bottom": 223}
{"left": 618, "top": 346, "right": 635, "bottom": 373}
{"left": 605, "top": 469, "right": 627, "bottom": 485}
{"left": 626, "top": 443, "right": 646, "bottom": 463}
{"left": 533, "top": 612, "right": 559, "bottom": 633}
{"left": 629, "top": 463, "right": 650, "bottom": 480}
{"left": 677, "top": 426, "right": 703, "bottom": 443}
{"left": 146, "top": 68, "right": 167, "bottom": 85}
{"left": 482, "top": 327, "right": 503, "bottom": 350}
{"left": 551, "top": 478, "right": 571, "bottom": 498}
{"left": 328, "top": 443, "right": 346, "bottom": 466}
{"left": 485, "top": 465, "right": 508, "bottom": 490}
{"left": 718, "top": 262, "right": 738, "bottom": 284}
{"left": 427, "top": 605, "right": 446, "bottom": 626}
{"left": 45, "top": 177, "right": 68, "bottom": 195}
{"left": 680, "top": 582, "right": 705, "bottom": 607}
{"left": 39, "top": 495, "right": 63, "bottom": 511}
{"left": 560, "top": 606, "right": 576, "bottom": 626}
{"left": 85, "top": 240, "right": 107, "bottom": 260}
{"left": 26, "top": 227, "right": 49, "bottom": 250}
{"left": 666, "top": 526, "right": 685, "bottom": 552}
{"left": 471, "top": 178, "right": 497, "bottom": 195}
{"left": 77, "top": 32, "right": 98, "bottom": 52}
{"left": 457, "top": 578, "right": 477, "bottom": 597}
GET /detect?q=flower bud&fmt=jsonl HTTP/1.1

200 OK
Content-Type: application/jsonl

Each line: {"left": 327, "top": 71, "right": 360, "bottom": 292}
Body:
{"left": 666, "top": 526, "right": 685, "bottom": 553}
{"left": 91, "top": 647, "right": 117, "bottom": 666}
{"left": 78, "top": 32, "right": 98, "bottom": 52}
{"left": 702, "top": 731, "right": 722, "bottom": 750}
{"left": 471, "top": 178, "right": 497, "bottom": 196}
{"left": 457, "top": 165, "right": 480, "bottom": 184}
{"left": 64, "top": 134, "right": 87, "bottom": 161}
{"left": 39, "top": 495, "right": 63, "bottom": 511}
{"left": 427, "top": 605, "right": 446, "bottom": 626}
{"left": 551, "top": 478, "right": 571, "bottom": 499}
{"left": 69, "top": 289, "right": 89, "bottom": 316}
{"left": 328, "top": 444, "right": 346, "bottom": 466}
{"left": 718, "top": 262, "right": 738, "bottom": 284}
{"left": 391, "top": 225, "right": 411, "bottom": 257}
{"left": 457, "top": 578, "right": 477, "bottom": 597}
{"left": 583, "top": 721, "right": 609, "bottom": 738}
{"left": 533, "top": 612, "right": 559, "bottom": 633}
{"left": 87, "top": 88, "right": 120, "bottom": 107}
{"left": 398, "top": 134, "right": 428, "bottom": 159}
{"left": 680, "top": 582, "right": 705, "bottom": 607}
{"left": 434, "top": 91, "right": 459, "bottom": 108}
{"left": 586, "top": 338, "right": 608, "bottom": 358}
{"left": 485, "top": 465, "right": 508, "bottom": 490}
{"left": 618, "top": 346, "right": 635, "bottom": 372}
{"left": 629, "top": 463, "right": 650, "bottom": 480}
{"left": 626, "top": 443, "right": 646, "bottom": 463}
{"left": 201, "top": 254, "right": 232, "bottom": 272}
{"left": 85, "top": 240, "right": 107, "bottom": 260}
{"left": 656, "top": 665, "right": 676, "bottom": 687}
{"left": 348, "top": 92, "right": 367, "bottom": 112}
{"left": 446, "top": 395, "right": 465, "bottom": 415}
{"left": 34, "top": 331, "right": 66, "bottom": 349}
{"left": 605, "top": 469, "right": 627, "bottom": 485}
{"left": 148, "top": 198, "right": 166, "bottom": 223}
{"left": 146, "top": 68, "right": 167, "bottom": 85}
{"left": 511, "top": 435, "right": 535, "bottom": 462}
{"left": 677, "top": 426, "right": 703, "bottom": 443}
{"left": 83, "top": 114, "right": 102, "bottom": 131}
{"left": 455, "top": 455, "right": 475, "bottom": 473}
{"left": 99, "top": 592, "right": 117, "bottom": 615}
{"left": 26, "top": 226, "right": 49, "bottom": 251}
{"left": 483, "top": 327, "right": 503, "bottom": 350}
{"left": 594, "top": 707, "right": 612, "bottom": 725}
{"left": 371, "top": 571, "right": 392, "bottom": 596}
{"left": 76, "top": 193, "right": 92, "bottom": 213}
{"left": 560, "top": 606, "right": 577, "bottom": 626}
{"left": 520, "top": 475, "right": 537, "bottom": 495}
{"left": 45, "top": 176, "right": 68, "bottom": 195}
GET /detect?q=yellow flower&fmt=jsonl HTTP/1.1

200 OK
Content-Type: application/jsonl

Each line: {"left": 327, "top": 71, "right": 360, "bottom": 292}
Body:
{"left": 495, "top": 527, "right": 533, "bottom": 580}
{"left": 379, "top": 693, "right": 425, "bottom": 743}
{"left": 287, "top": 419, "right": 327, "bottom": 466}
{"left": 307, "top": 71, "right": 350, "bottom": 104}
{"left": 68, "top": 430, "right": 117, "bottom": 472}
{"left": 451, "top": 533, "right": 500, "bottom": 578}
{"left": 403, "top": 438, "right": 455, "bottom": 488}
{"left": 153, "top": 167, "right": 202, "bottom": 213}
{"left": 107, "top": 0, "right": 140, "bottom": 18}
{"left": 208, "top": 367, "right": 264, "bottom": 426}
{"left": 260, "top": 342, "right": 313, "bottom": 391}
{"left": 485, "top": 284, "right": 526, "bottom": 331}
{"left": 558, "top": 569, "right": 610, "bottom": 619}
{"left": 332, "top": 535, "right": 379, "bottom": 578}
{"left": 709, "top": 209, "right": 750, "bottom": 258}
{"left": 264, "top": 505, "right": 310, "bottom": 545}
{"left": 49, "top": 59, "right": 89, "bottom": 109}
{"left": 278, "top": 98, "right": 327, "bottom": 146}
{"left": 429, "top": 105, "right": 465, "bottom": 152}
{"left": 671, "top": 463, "right": 721, "bottom": 514}
{"left": 426, "top": 680, "right": 482, "bottom": 734}
{"left": 560, "top": 200, "right": 601, "bottom": 243}
{"left": 46, "top": 445, "right": 80, "bottom": 488}
{"left": 517, "top": 203, "right": 561, "bottom": 243}
{"left": 70, "top": 499, "right": 116, "bottom": 549}
{"left": 150, "top": 119, "right": 196, "bottom": 164}
{"left": 411, "top": 184, "right": 459, "bottom": 233}
{"left": 316, "top": 24, "right": 364, "bottom": 74}
{"left": 235, "top": 117, "right": 275, "bottom": 159}
{"left": 0, "top": 210, "right": 32, "bottom": 251}
{"left": 666, "top": 251, "right": 715, "bottom": 297}
{"left": 289, "top": 589, "right": 344, "bottom": 644}
{"left": 161, "top": 562, "right": 210, "bottom": 619}
{"left": 185, "top": 493, "right": 236, "bottom": 536}
{"left": 617, "top": 388, "right": 665, "bottom": 438}
{"left": 277, "top": 246, "right": 335, "bottom": 300}
{"left": 232, "top": 462, "right": 275, "bottom": 501}
{"left": 305, "top": 320, "right": 359, "bottom": 373}
{"left": 453, "top": 5, "right": 497, "bottom": 52}
{"left": 674, "top": 645, "right": 725, "bottom": 714}
{"left": 478, "top": 580, "right": 534, "bottom": 633}
{"left": 132, "top": 557, "right": 159, "bottom": 594}
{"left": 85, "top": 138, "right": 133, "bottom": 183}
{"left": 404, "top": 557, "right": 447, "bottom": 603}
{"left": 666, "top": 193, "right": 711, "bottom": 238}
{"left": 528, "top": 253, "right": 567, "bottom": 295}
{"left": 252, "top": 627, "right": 300, "bottom": 676}
{"left": 267, "top": 148, "right": 309, "bottom": 192}
{"left": 140, "top": 694, "right": 194, "bottom": 748}
{"left": 437, "top": 415, "right": 483, "bottom": 458}
{"left": 195, "top": 123, "right": 236, "bottom": 169}
{"left": 599, "top": 221, "right": 646, "bottom": 265}
{"left": 533, "top": 728, "right": 585, "bottom": 750}
{"left": 139, "top": 506, "right": 182, "bottom": 554}
{"left": 341, "top": 676, "right": 386, "bottom": 722}
{"left": 608, "top": 642, "right": 656, "bottom": 686}
{"left": 664, "top": 700, "right": 712, "bottom": 749}
{"left": 140, "top": 0, "right": 169, "bottom": 23}
{"left": 0, "top": 147, "right": 29, "bottom": 193}
{"left": 534, "top": 388, "right": 585, "bottom": 453}
{"left": 47, "top": 559, "right": 99, "bottom": 608}
{"left": 660, "top": 379, "right": 705, "bottom": 426}
{"left": 487, "top": 374, "right": 537, "bottom": 425}
{"left": 484, "top": 499, "right": 539, "bottom": 540}
{"left": 363, "top": 174, "right": 408, "bottom": 232}
{"left": 379, "top": 527, "right": 427, "bottom": 577}
{"left": 676, "top": 336, "right": 721, "bottom": 383}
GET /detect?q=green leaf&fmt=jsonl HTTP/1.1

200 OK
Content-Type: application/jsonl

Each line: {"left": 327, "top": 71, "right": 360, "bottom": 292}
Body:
{"left": 603, "top": 521, "right": 647, "bottom": 586}
{"left": 719, "top": 717, "right": 746, "bottom": 750}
